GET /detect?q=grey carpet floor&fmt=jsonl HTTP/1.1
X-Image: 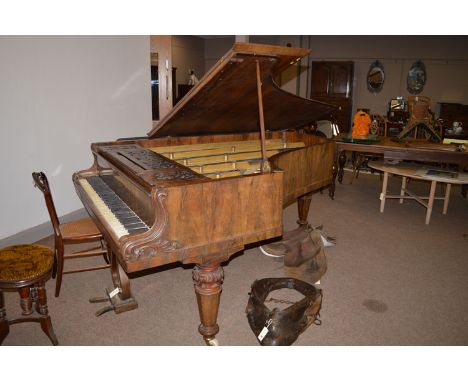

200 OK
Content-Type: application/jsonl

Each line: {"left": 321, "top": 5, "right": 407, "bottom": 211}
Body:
{"left": 2, "top": 170, "right": 467, "bottom": 346}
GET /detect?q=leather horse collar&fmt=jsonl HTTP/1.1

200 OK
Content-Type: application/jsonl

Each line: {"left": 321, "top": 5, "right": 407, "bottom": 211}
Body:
{"left": 245, "top": 277, "right": 322, "bottom": 346}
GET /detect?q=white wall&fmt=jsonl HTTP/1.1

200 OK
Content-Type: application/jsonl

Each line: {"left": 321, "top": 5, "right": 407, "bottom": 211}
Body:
{"left": 204, "top": 37, "right": 235, "bottom": 73}
{"left": 172, "top": 36, "right": 205, "bottom": 96}
{"left": 202, "top": 35, "right": 468, "bottom": 118}
{"left": 0, "top": 36, "right": 152, "bottom": 240}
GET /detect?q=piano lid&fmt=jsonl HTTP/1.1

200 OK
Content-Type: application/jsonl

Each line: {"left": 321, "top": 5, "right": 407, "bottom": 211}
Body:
{"left": 148, "top": 43, "right": 337, "bottom": 138}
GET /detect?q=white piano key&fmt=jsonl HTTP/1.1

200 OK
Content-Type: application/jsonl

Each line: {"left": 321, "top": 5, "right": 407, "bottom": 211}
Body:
{"left": 78, "top": 178, "right": 129, "bottom": 238}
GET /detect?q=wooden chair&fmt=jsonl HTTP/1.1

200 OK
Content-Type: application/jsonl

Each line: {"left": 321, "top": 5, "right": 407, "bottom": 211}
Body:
{"left": 398, "top": 96, "right": 442, "bottom": 141}
{"left": 0, "top": 244, "right": 58, "bottom": 345}
{"left": 32, "top": 172, "right": 110, "bottom": 297}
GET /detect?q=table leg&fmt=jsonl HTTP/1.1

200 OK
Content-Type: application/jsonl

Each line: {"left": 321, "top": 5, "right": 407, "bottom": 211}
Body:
{"left": 400, "top": 176, "right": 407, "bottom": 204}
{"left": 380, "top": 171, "right": 389, "bottom": 213}
{"left": 426, "top": 180, "right": 437, "bottom": 225}
{"left": 443, "top": 183, "right": 452, "bottom": 215}
{"left": 330, "top": 160, "right": 337, "bottom": 199}
{"left": 338, "top": 150, "right": 346, "bottom": 183}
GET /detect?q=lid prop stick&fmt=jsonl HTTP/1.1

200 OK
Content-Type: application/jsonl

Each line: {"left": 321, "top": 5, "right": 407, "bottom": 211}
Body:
{"left": 255, "top": 59, "right": 270, "bottom": 173}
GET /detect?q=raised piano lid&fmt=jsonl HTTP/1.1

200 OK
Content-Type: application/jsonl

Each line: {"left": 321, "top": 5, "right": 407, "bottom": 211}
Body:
{"left": 147, "top": 43, "right": 336, "bottom": 138}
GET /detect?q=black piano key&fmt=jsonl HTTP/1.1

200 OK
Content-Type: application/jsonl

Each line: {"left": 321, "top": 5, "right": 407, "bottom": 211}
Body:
{"left": 86, "top": 176, "right": 149, "bottom": 235}
{"left": 127, "top": 227, "right": 150, "bottom": 234}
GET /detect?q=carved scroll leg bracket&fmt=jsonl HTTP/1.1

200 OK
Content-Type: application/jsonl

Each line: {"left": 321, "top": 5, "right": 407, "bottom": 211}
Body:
{"left": 192, "top": 263, "right": 224, "bottom": 345}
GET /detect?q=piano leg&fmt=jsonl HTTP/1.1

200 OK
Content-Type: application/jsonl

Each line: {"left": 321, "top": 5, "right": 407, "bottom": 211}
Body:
{"left": 192, "top": 263, "right": 224, "bottom": 345}
{"left": 297, "top": 193, "right": 313, "bottom": 228}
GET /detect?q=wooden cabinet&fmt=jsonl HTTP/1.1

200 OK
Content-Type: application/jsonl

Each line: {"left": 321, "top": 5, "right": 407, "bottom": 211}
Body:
{"left": 438, "top": 102, "right": 468, "bottom": 139}
{"left": 151, "top": 66, "right": 177, "bottom": 121}
{"left": 310, "top": 61, "right": 354, "bottom": 132}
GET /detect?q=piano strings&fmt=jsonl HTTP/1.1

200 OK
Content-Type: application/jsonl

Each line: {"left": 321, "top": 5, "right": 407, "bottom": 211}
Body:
{"left": 151, "top": 138, "right": 305, "bottom": 178}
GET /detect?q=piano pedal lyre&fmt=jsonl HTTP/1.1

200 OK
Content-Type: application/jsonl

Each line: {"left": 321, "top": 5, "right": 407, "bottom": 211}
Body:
{"left": 89, "top": 286, "right": 138, "bottom": 317}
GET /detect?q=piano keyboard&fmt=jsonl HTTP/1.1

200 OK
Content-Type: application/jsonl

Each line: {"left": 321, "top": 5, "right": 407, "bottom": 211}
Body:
{"left": 79, "top": 177, "right": 149, "bottom": 239}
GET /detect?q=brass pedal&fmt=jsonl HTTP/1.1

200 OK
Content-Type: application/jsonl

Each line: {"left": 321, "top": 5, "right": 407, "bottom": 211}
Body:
{"left": 89, "top": 287, "right": 138, "bottom": 316}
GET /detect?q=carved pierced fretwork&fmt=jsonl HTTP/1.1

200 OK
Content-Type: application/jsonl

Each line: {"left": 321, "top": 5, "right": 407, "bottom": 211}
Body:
{"left": 100, "top": 145, "right": 202, "bottom": 181}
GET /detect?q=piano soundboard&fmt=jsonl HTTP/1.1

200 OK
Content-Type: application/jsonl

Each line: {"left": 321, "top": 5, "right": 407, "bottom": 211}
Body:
{"left": 151, "top": 138, "right": 305, "bottom": 179}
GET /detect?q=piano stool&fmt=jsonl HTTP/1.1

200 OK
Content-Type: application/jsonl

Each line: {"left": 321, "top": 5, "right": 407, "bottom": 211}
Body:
{"left": 368, "top": 161, "right": 468, "bottom": 225}
{"left": 0, "top": 244, "right": 58, "bottom": 345}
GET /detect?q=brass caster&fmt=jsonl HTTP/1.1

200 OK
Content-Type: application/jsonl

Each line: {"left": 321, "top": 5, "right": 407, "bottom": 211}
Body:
{"left": 205, "top": 338, "right": 219, "bottom": 346}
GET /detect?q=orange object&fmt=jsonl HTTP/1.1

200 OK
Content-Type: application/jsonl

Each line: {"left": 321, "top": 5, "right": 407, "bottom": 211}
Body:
{"left": 352, "top": 111, "right": 372, "bottom": 138}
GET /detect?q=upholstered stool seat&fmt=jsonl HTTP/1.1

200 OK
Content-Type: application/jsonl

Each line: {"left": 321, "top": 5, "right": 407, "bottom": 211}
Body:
{"left": 0, "top": 245, "right": 54, "bottom": 282}
{"left": 0, "top": 244, "right": 58, "bottom": 345}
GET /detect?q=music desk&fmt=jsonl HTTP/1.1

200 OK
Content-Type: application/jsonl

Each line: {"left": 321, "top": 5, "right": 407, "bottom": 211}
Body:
{"left": 333, "top": 135, "right": 468, "bottom": 197}
{"left": 367, "top": 162, "right": 468, "bottom": 224}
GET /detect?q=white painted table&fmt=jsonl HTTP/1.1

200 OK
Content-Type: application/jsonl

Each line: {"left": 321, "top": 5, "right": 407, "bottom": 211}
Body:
{"left": 368, "top": 161, "right": 468, "bottom": 224}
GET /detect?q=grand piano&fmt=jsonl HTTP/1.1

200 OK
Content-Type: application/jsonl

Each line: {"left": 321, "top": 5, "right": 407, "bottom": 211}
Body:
{"left": 73, "top": 43, "right": 336, "bottom": 344}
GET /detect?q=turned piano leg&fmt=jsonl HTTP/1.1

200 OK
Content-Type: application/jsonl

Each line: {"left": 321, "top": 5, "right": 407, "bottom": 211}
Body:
{"left": 297, "top": 193, "right": 313, "bottom": 228}
{"left": 192, "top": 263, "right": 224, "bottom": 345}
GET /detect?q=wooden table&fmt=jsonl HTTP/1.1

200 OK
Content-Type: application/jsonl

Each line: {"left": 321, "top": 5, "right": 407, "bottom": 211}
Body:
{"left": 367, "top": 161, "right": 468, "bottom": 224}
{"left": 333, "top": 135, "right": 468, "bottom": 197}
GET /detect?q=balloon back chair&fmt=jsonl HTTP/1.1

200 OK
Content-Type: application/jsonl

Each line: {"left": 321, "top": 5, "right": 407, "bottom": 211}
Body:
{"left": 32, "top": 172, "right": 110, "bottom": 297}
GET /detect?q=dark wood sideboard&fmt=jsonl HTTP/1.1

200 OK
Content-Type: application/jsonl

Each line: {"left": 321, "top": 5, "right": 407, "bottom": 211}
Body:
{"left": 438, "top": 102, "right": 468, "bottom": 139}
